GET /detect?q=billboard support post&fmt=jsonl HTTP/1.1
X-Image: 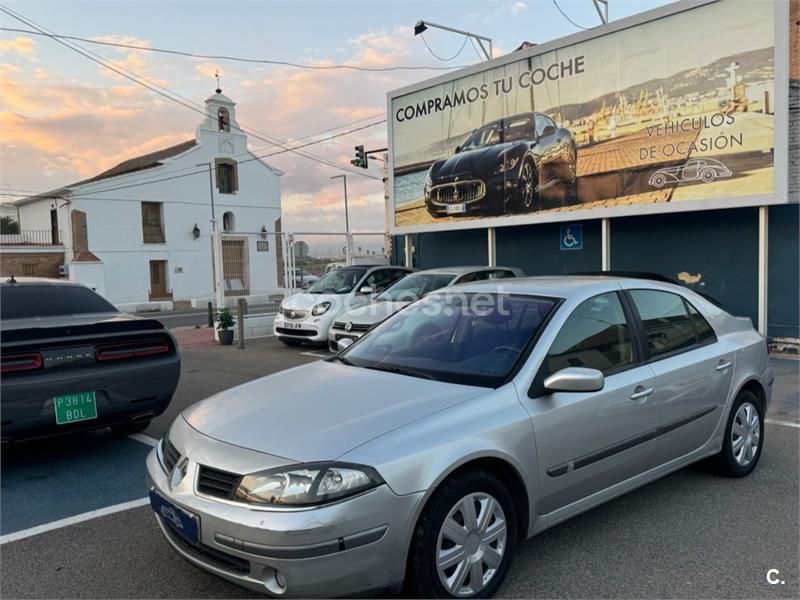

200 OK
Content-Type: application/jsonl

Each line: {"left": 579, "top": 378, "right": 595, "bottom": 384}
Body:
{"left": 758, "top": 206, "right": 768, "bottom": 335}
{"left": 487, "top": 227, "right": 496, "bottom": 266}
{"left": 601, "top": 218, "right": 611, "bottom": 271}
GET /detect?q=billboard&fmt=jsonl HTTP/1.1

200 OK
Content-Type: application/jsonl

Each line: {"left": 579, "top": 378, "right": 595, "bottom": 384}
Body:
{"left": 388, "top": 0, "right": 789, "bottom": 233}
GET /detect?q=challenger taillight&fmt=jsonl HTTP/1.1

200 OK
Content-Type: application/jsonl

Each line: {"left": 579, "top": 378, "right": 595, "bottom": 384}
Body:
{"left": 95, "top": 337, "right": 170, "bottom": 362}
{"left": 1, "top": 353, "right": 43, "bottom": 373}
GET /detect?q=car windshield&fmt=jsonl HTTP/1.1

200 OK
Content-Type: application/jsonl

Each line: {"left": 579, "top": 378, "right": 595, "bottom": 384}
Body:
{"left": 375, "top": 273, "right": 456, "bottom": 303}
{"left": 342, "top": 293, "right": 557, "bottom": 387}
{"left": 307, "top": 267, "right": 367, "bottom": 294}
{"left": 504, "top": 116, "right": 535, "bottom": 142}
{"left": 1, "top": 284, "right": 119, "bottom": 320}
{"left": 460, "top": 122, "right": 502, "bottom": 151}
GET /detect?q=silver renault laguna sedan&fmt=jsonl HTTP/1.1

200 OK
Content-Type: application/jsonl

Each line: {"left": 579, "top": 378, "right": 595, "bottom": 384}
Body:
{"left": 146, "top": 276, "right": 771, "bottom": 598}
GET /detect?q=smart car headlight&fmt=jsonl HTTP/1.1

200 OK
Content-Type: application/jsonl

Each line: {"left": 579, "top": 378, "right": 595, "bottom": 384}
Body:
{"left": 234, "top": 462, "right": 384, "bottom": 506}
{"left": 312, "top": 301, "right": 332, "bottom": 316}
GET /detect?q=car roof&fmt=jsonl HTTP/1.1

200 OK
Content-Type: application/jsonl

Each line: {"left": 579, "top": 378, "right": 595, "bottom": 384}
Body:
{"left": 440, "top": 275, "right": 701, "bottom": 300}
{"left": 1, "top": 277, "right": 82, "bottom": 287}
{"left": 412, "top": 266, "right": 518, "bottom": 276}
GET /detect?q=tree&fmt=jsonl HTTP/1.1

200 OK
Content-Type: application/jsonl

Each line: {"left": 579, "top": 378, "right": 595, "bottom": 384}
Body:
{"left": 0, "top": 216, "right": 19, "bottom": 234}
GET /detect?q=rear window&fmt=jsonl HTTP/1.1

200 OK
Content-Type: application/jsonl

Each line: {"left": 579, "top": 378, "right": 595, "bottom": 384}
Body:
{"left": 629, "top": 289, "right": 712, "bottom": 357}
{"left": 1, "top": 285, "right": 118, "bottom": 320}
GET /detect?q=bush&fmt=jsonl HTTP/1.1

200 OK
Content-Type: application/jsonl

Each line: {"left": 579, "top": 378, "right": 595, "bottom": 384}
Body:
{"left": 217, "top": 307, "right": 234, "bottom": 330}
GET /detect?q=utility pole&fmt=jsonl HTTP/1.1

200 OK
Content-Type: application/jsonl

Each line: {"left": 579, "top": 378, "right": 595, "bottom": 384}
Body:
{"left": 330, "top": 174, "right": 351, "bottom": 265}
{"left": 197, "top": 162, "right": 225, "bottom": 311}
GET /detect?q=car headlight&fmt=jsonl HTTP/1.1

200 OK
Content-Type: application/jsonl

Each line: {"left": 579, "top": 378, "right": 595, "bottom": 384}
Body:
{"left": 312, "top": 301, "right": 331, "bottom": 316}
{"left": 495, "top": 156, "right": 520, "bottom": 174}
{"left": 234, "top": 462, "right": 384, "bottom": 506}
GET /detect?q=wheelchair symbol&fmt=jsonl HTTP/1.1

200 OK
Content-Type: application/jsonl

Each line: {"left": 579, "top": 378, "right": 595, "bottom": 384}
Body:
{"left": 563, "top": 228, "right": 578, "bottom": 248}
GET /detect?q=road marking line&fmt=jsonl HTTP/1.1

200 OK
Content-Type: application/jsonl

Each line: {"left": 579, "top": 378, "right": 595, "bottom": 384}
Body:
{"left": 301, "top": 350, "right": 331, "bottom": 358}
{"left": 128, "top": 432, "right": 159, "bottom": 447}
{"left": 0, "top": 497, "right": 149, "bottom": 545}
{"left": 765, "top": 419, "right": 800, "bottom": 429}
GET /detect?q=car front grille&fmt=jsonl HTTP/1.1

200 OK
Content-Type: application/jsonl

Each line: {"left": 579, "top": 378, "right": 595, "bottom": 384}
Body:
{"left": 161, "top": 440, "right": 181, "bottom": 473}
{"left": 161, "top": 520, "right": 251, "bottom": 575}
{"left": 332, "top": 321, "right": 372, "bottom": 333}
{"left": 431, "top": 180, "right": 486, "bottom": 205}
{"left": 197, "top": 465, "right": 241, "bottom": 499}
{"left": 275, "top": 327, "right": 316, "bottom": 337}
{"left": 281, "top": 308, "right": 308, "bottom": 320}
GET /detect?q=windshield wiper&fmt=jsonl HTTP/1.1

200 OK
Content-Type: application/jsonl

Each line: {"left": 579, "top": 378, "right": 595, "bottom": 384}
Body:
{"left": 325, "top": 354, "right": 355, "bottom": 365}
{"left": 361, "top": 364, "right": 436, "bottom": 380}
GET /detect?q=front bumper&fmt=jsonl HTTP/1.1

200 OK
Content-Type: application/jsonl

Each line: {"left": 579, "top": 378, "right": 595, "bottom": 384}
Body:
{"left": 327, "top": 328, "right": 365, "bottom": 353}
{"left": 146, "top": 419, "right": 422, "bottom": 597}
{"left": 272, "top": 315, "right": 329, "bottom": 343}
{"left": 425, "top": 172, "right": 520, "bottom": 216}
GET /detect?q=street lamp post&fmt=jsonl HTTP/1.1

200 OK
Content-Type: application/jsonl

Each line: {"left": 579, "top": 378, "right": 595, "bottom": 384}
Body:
{"left": 330, "top": 174, "right": 352, "bottom": 265}
{"left": 413, "top": 20, "right": 493, "bottom": 61}
{"left": 197, "top": 162, "right": 225, "bottom": 311}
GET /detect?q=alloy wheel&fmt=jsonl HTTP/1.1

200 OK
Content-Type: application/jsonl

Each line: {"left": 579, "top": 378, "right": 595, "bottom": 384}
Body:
{"left": 731, "top": 401, "right": 760, "bottom": 467}
{"left": 435, "top": 492, "right": 507, "bottom": 597}
{"left": 520, "top": 162, "right": 535, "bottom": 208}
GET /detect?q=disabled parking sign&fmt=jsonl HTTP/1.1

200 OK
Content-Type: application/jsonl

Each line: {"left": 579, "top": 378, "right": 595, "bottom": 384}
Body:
{"left": 560, "top": 224, "right": 583, "bottom": 251}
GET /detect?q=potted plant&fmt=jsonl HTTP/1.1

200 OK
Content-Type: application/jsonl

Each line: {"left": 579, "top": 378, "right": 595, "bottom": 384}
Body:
{"left": 216, "top": 307, "right": 235, "bottom": 345}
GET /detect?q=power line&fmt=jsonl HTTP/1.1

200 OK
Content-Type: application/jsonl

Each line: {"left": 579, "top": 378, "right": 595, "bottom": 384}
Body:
{"left": 0, "top": 26, "right": 472, "bottom": 72}
{"left": 0, "top": 5, "right": 382, "bottom": 181}
{"left": 418, "top": 32, "right": 469, "bottom": 62}
{"left": 552, "top": 0, "right": 592, "bottom": 30}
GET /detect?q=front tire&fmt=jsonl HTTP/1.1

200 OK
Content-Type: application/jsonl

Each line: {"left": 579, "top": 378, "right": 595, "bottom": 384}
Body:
{"left": 407, "top": 470, "right": 517, "bottom": 598}
{"left": 514, "top": 157, "right": 538, "bottom": 213}
{"left": 713, "top": 390, "right": 764, "bottom": 477}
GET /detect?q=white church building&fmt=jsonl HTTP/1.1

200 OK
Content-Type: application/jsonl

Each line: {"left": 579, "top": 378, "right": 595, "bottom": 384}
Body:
{"left": 11, "top": 89, "right": 283, "bottom": 312}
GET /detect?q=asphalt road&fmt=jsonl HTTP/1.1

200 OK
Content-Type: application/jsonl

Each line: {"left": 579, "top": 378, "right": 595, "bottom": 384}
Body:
{"left": 1, "top": 344, "right": 797, "bottom": 599}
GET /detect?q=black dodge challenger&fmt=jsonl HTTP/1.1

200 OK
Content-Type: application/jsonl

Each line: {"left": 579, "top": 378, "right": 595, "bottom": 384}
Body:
{"left": 424, "top": 112, "right": 577, "bottom": 217}
{"left": 1, "top": 278, "right": 180, "bottom": 443}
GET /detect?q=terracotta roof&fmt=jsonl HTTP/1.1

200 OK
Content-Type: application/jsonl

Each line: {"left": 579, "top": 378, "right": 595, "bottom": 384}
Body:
{"left": 17, "top": 139, "right": 197, "bottom": 204}
{"left": 71, "top": 250, "right": 101, "bottom": 262}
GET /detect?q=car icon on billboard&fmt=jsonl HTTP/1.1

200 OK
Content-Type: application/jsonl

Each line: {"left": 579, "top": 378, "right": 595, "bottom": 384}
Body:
{"left": 649, "top": 158, "right": 732, "bottom": 188}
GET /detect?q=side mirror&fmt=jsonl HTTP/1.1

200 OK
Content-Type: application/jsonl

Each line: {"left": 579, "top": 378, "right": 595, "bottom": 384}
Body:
{"left": 454, "top": 145, "right": 461, "bottom": 154}
{"left": 359, "top": 286, "right": 374, "bottom": 295}
{"left": 544, "top": 367, "right": 604, "bottom": 393}
{"left": 542, "top": 125, "right": 556, "bottom": 137}
{"left": 337, "top": 338, "right": 354, "bottom": 352}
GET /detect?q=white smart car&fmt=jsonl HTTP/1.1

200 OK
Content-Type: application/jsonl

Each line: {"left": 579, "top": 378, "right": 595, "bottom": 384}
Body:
{"left": 273, "top": 265, "right": 412, "bottom": 346}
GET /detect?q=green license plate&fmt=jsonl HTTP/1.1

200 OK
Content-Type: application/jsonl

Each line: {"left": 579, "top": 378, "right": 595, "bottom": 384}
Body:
{"left": 54, "top": 391, "right": 98, "bottom": 425}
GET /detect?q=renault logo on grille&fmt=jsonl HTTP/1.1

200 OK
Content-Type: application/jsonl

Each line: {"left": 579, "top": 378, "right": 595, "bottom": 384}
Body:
{"left": 344, "top": 321, "right": 353, "bottom": 332}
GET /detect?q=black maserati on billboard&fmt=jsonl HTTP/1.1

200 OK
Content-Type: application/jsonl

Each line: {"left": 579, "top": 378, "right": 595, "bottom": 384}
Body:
{"left": 423, "top": 112, "right": 577, "bottom": 217}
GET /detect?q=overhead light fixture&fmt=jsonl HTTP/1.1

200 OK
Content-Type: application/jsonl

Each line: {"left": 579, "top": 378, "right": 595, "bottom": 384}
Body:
{"left": 414, "top": 21, "right": 427, "bottom": 36}
{"left": 260, "top": 225, "right": 268, "bottom": 240}
{"left": 192, "top": 223, "right": 200, "bottom": 240}
{"left": 411, "top": 19, "right": 492, "bottom": 61}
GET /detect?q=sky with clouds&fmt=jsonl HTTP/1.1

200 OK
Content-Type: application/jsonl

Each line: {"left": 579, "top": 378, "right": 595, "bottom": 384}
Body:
{"left": 0, "top": 0, "right": 670, "bottom": 232}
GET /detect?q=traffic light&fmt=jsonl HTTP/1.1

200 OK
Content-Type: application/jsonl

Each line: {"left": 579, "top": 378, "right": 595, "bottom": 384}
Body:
{"left": 351, "top": 145, "right": 368, "bottom": 169}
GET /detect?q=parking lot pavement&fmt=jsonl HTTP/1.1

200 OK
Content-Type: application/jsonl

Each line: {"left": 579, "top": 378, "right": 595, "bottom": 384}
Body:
{"left": 0, "top": 352, "right": 796, "bottom": 598}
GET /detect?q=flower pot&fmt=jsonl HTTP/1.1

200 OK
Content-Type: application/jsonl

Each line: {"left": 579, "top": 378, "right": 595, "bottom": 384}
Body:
{"left": 218, "top": 329, "right": 234, "bottom": 345}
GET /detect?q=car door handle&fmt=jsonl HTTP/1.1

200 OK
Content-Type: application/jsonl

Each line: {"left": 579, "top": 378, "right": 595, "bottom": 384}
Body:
{"left": 715, "top": 360, "right": 732, "bottom": 372}
{"left": 629, "top": 386, "right": 654, "bottom": 401}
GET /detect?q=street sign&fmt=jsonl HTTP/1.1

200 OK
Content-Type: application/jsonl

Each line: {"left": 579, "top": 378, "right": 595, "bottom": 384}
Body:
{"left": 560, "top": 224, "right": 583, "bottom": 251}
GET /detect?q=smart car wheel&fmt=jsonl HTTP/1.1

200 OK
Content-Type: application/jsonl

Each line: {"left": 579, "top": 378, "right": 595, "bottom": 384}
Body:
{"left": 700, "top": 168, "right": 717, "bottom": 183}
{"left": 408, "top": 469, "right": 517, "bottom": 598}
{"left": 651, "top": 173, "right": 667, "bottom": 188}
{"left": 713, "top": 390, "right": 764, "bottom": 477}
{"left": 517, "top": 158, "right": 537, "bottom": 212}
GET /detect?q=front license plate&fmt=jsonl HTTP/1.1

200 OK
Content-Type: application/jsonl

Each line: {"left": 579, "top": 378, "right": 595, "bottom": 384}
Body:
{"left": 446, "top": 203, "right": 466, "bottom": 215}
{"left": 283, "top": 322, "right": 304, "bottom": 329}
{"left": 149, "top": 489, "right": 200, "bottom": 545}
{"left": 54, "top": 391, "right": 97, "bottom": 425}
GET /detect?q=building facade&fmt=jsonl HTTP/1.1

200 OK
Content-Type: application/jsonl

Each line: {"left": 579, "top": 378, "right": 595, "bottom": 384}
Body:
{"left": 6, "top": 90, "right": 282, "bottom": 311}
